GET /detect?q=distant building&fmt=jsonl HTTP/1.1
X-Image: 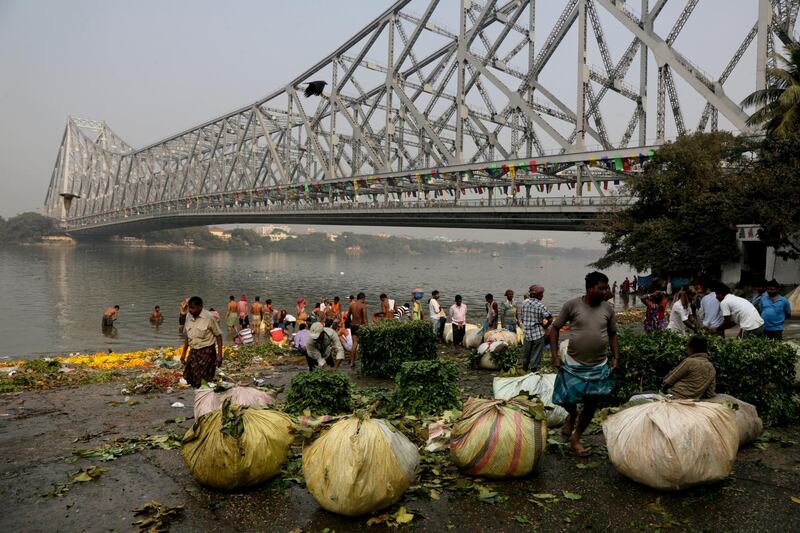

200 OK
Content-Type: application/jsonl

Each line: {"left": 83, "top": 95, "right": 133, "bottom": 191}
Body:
{"left": 267, "top": 233, "right": 292, "bottom": 242}
{"left": 538, "top": 238, "right": 556, "bottom": 248}
{"left": 40, "top": 235, "right": 75, "bottom": 244}
{"left": 254, "top": 224, "right": 291, "bottom": 237}
{"left": 208, "top": 227, "right": 231, "bottom": 241}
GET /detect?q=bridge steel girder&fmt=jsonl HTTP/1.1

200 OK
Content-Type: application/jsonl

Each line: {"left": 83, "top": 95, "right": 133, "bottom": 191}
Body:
{"left": 44, "top": 0, "right": 798, "bottom": 233}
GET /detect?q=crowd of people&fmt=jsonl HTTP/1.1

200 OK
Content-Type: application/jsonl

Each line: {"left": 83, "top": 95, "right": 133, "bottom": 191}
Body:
{"left": 638, "top": 278, "right": 792, "bottom": 340}
{"left": 103, "top": 271, "right": 792, "bottom": 457}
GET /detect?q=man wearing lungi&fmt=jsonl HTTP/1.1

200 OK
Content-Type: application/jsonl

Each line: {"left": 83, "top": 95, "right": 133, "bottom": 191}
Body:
{"left": 181, "top": 296, "right": 224, "bottom": 388}
{"left": 549, "top": 271, "right": 618, "bottom": 456}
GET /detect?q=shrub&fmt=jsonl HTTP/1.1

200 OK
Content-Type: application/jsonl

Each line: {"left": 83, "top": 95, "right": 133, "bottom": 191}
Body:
{"left": 394, "top": 360, "right": 461, "bottom": 415}
{"left": 615, "top": 330, "right": 798, "bottom": 426}
{"left": 359, "top": 320, "right": 437, "bottom": 378}
{"left": 284, "top": 371, "right": 354, "bottom": 415}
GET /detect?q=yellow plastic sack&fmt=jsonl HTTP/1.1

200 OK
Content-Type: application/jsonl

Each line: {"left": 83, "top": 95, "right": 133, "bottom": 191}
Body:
{"left": 181, "top": 399, "right": 295, "bottom": 490}
{"left": 303, "top": 417, "right": 419, "bottom": 516}
{"left": 450, "top": 397, "right": 547, "bottom": 478}
{"left": 603, "top": 400, "right": 738, "bottom": 490}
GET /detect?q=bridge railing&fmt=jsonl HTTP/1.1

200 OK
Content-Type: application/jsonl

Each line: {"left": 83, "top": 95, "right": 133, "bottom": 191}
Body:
{"left": 64, "top": 194, "right": 633, "bottom": 230}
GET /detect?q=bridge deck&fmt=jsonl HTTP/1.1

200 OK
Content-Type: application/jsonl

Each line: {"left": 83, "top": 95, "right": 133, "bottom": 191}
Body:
{"left": 66, "top": 196, "right": 627, "bottom": 235}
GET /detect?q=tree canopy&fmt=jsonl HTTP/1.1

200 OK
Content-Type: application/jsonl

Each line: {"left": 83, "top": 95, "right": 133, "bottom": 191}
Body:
{"left": 742, "top": 43, "right": 800, "bottom": 137}
{"left": 593, "top": 132, "right": 755, "bottom": 277}
{"left": 0, "top": 212, "right": 61, "bottom": 244}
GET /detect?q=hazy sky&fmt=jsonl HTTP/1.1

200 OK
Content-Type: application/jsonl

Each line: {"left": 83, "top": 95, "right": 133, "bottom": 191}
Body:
{"left": 0, "top": 1, "right": 777, "bottom": 247}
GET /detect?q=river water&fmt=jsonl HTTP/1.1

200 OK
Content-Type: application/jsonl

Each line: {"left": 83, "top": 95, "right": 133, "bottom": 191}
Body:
{"left": 0, "top": 245, "right": 635, "bottom": 359}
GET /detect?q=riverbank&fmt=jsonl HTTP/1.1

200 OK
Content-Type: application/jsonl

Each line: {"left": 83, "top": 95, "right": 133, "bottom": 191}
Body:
{"left": 1, "top": 342, "right": 799, "bottom": 532}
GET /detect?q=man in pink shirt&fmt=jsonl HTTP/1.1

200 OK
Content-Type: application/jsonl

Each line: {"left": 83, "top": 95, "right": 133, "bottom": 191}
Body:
{"left": 448, "top": 295, "right": 468, "bottom": 348}
{"left": 237, "top": 295, "right": 250, "bottom": 329}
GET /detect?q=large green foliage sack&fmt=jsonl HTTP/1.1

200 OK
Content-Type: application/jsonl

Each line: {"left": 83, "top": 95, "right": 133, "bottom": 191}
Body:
{"left": 603, "top": 400, "right": 738, "bottom": 490}
{"left": 181, "top": 399, "right": 295, "bottom": 490}
{"left": 394, "top": 359, "right": 461, "bottom": 415}
{"left": 303, "top": 417, "right": 419, "bottom": 516}
{"left": 450, "top": 397, "right": 547, "bottom": 478}
{"left": 615, "top": 330, "right": 798, "bottom": 426}
{"left": 359, "top": 320, "right": 437, "bottom": 378}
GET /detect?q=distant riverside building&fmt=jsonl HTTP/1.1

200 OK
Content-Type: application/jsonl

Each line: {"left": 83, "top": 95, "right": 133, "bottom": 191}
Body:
{"left": 254, "top": 225, "right": 291, "bottom": 237}
{"left": 208, "top": 227, "right": 231, "bottom": 241}
{"left": 722, "top": 225, "right": 800, "bottom": 285}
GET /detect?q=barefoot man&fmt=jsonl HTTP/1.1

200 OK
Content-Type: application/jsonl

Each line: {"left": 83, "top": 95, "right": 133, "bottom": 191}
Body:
{"left": 225, "top": 295, "right": 238, "bottom": 333}
{"left": 549, "top": 271, "right": 618, "bottom": 456}
{"left": 102, "top": 305, "right": 119, "bottom": 327}
{"left": 181, "top": 296, "right": 223, "bottom": 388}
{"left": 347, "top": 292, "right": 368, "bottom": 368}
{"left": 251, "top": 296, "right": 264, "bottom": 343}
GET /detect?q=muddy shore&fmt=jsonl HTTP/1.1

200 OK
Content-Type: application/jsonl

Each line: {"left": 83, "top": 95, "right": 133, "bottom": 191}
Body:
{"left": 1, "top": 350, "right": 799, "bottom": 532}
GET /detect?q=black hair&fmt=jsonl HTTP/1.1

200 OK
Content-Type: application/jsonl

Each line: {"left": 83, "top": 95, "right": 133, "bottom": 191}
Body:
{"left": 380, "top": 293, "right": 387, "bottom": 299}
{"left": 714, "top": 282, "right": 731, "bottom": 296}
{"left": 188, "top": 296, "right": 203, "bottom": 307}
{"left": 229, "top": 295, "right": 235, "bottom": 300}
{"left": 455, "top": 294, "right": 462, "bottom": 301}
{"left": 334, "top": 296, "right": 340, "bottom": 302}
{"left": 266, "top": 299, "right": 272, "bottom": 304}
{"left": 585, "top": 271, "right": 609, "bottom": 291}
{"left": 299, "top": 323, "right": 307, "bottom": 330}
{"left": 357, "top": 292, "right": 365, "bottom": 300}
{"left": 114, "top": 305, "right": 120, "bottom": 309}
{"left": 154, "top": 305, "right": 160, "bottom": 310}
{"left": 255, "top": 296, "right": 260, "bottom": 301}
{"left": 432, "top": 290, "right": 440, "bottom": 297}
{"left": 767, "top": 279, "right": 780, "bottom": 289}
{"left": 687, "top": 336, "right": 708, "bottom": 353}
{"left": 485, "top": 293, "right": 493, "bottom": 300}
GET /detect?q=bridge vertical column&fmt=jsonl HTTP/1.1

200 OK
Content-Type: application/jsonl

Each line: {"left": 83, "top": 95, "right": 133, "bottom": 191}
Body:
{"left": 385, "top": 14, "right": 395, "bottom": 166}
{"left": 455, "top": 0, "right": 468, "bottom": 163}
{"left": 639, "top": 0, "right": 649, "bottom": 146}
{"left": 575, "top": 0, "right": 588, "bottom": 198}
{"left": 756, "top": 0, "right": 772, "bottom": 91}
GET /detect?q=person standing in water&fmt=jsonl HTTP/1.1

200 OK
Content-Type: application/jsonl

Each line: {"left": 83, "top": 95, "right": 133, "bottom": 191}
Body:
{"left": 225, "top": 296, "right": 238, "bottom": 333}
{"left": 102, "top": 305, "right": 119, "bottom": 328}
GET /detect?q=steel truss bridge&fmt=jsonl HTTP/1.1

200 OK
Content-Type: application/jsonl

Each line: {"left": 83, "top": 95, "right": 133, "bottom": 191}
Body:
{"left": 45, "top": 0, "right": 799, "bottom": 235}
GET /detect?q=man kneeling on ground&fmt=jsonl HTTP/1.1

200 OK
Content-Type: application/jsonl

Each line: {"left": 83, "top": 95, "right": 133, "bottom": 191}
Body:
{"left": 306, "top": 322, "right": 345, "bottom": 370}
{"left": 661, "top": 335, "right": 716, "bottom": 400}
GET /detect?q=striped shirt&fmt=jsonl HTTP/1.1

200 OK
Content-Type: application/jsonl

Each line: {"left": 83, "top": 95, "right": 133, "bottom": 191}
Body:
{"left": 520, "top": 298, "right": 551, "bottom": 341}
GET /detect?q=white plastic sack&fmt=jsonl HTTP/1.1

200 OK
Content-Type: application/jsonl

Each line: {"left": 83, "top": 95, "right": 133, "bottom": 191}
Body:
{"left": 706, "top": 393, "right": 763, "bottom": 447}
{"left": 444, "top": 323, "right": 479, "bottom": 344}
{"left": 478, "top": 351, "right": 499, "bottom": 370}
{"left": 465, "top": 328, "right": 483, "bottom": 349}
{"left": 492, "top": 373, "right": 568, "bottom": 427}
{"left": 603, "top": 400, "right": 738, "bottom": 490}
{"left": 194, "top": 386, "right": 276, "bottom": 419}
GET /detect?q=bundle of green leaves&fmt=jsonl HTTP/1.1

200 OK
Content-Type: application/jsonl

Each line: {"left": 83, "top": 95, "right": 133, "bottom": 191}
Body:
{"left": 394, "top": 360, "right": 461, "bottom": 415}
{"left": 284, "top": 371, "right": 354, "bottom": 415}
{"left": 614, "top": 330, "right": 799, "bottom": 426}
{"left": 227, "top": 342, "right": 285, "bottom": 369}
{"left": 359, "top": 320, "right": 437, "bottom": 378}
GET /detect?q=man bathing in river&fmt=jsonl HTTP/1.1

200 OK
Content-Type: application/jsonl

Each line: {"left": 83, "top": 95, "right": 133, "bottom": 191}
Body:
{"left": 550, "top": 271, "right": 618, "bottom": 456}
{"left": 251, "top": 296, "right": 263, "bottom": 342}
{"left": 149, "top": 306, "right": 163, "bottom": 323}
{"left": 347, "top": 292, "right": 367, "bottom": 368}
{"left": 102, "top": 305, "right": 119, "bottom": 327}
{"left": 181, "top": 296, "right": 223, "bottom": 388}
{"left": 225, "top": 295, "right": 238, "bottom": 333}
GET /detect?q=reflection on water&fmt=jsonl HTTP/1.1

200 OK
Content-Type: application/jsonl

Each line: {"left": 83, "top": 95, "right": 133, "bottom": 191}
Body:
{"left": 0, "top": 245, "right": 635, "bottom": 359}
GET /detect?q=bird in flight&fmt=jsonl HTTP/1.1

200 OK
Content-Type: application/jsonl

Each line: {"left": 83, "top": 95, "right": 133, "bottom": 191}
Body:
{"left": 303, "top": 80, "right": 328, "bottom": 98}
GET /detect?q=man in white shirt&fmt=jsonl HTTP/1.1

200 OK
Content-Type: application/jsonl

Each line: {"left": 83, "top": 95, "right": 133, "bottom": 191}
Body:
{"left": 715, "top": 283, "right": 765, "bottom": 338}
{"left": 448, "top": 295, "right": 468, "bottom": 348}
{"left": 429, "top": 290, "right": 446, "bottom": 342}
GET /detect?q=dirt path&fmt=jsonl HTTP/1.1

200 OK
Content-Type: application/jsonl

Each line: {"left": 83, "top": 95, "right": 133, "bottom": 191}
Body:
{"left": 1, "top": 361, "right": 799, "bottom": 532}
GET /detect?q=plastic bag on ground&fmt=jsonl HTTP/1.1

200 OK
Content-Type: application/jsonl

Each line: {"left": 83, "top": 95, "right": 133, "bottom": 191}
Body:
{"left": 303, "top": 417, "right": 419, "bottom": 516}
{"left": 181, "top": 399, "right": 295, "bottom": 490}
{"left": 602, "top": 400, "right": 738, "bottom": 490}
{"left": 450, "top": 397, "right": 547, "bottom": 478}
{"left": 444, "top": 323, "right": 479, "bottom": 344}
{"left": 194, "top": 385, "right": 277, "bottom": 419}
{"left": 492, "top": 373, "right": 568, "bottom": 427}
{"left": 706, "top": 393, "right": 763, "bottom": 447}
{"left": 484, "top": 329, "right": 518, "bottom": 346}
